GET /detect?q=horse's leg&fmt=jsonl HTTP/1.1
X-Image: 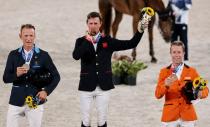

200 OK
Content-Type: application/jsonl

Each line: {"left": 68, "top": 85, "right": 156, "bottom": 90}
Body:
{"left": 112, "top": 10, "right": 123, "bottom": 59}
{"left": 112, "top": 10, "right": 123, "bottom": 38}
{"left": 131, "top": 14, "right": 139, "bottom": 61}
{"left": 99, "top": 0, "right": 112, "bottom": 35}
{"left": 148, "top": 16, "right": 157, "bottom": 63}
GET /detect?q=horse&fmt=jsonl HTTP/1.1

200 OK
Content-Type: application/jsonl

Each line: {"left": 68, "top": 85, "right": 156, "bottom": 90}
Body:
{"left": 99, "top": 0, "right": 173, "bottom": 63}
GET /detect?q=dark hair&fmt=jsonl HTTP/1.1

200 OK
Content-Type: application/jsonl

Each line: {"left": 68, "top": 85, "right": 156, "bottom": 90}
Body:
{"left": 86, "top": 12, "right": 102, "bottom": 23}
{"left": 170, "top": 41, "right": 185, "bottom": 52}
{"left": 20, "top": 24, "right": 35, "bottom": 33}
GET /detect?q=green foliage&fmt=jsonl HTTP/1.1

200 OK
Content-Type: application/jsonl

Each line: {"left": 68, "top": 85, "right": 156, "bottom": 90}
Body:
{"left": 112, "top": 60, "right": 147, "bottom": 77}
{"left": 112, "top": 60, "right": 123, "bottom": 76}
{"left": 127, "top": 60, "right": 147, "bottom": 76}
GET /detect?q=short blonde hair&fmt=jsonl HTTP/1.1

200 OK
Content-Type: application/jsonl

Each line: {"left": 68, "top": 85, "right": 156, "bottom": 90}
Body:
{"left": 170, "top": 41, "right": 185, "bottom": 53}
{"left": 20, "top": 24, "right": 35, "bottom": 33}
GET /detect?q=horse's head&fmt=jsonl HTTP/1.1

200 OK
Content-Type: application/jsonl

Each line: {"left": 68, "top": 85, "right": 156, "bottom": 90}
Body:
{"left": 148, "top": 0, "right": 173, "bottom": 42}
{"left": 158, "top": 11, "right": 173, "bottom": 42}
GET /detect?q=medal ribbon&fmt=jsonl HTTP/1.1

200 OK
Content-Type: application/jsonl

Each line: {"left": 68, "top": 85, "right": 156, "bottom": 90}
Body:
{"left": 22, "top": 49, "right": 33, "bottom": 65}
{"left": 171, "top": 63, "right": 182, "bottom": 74}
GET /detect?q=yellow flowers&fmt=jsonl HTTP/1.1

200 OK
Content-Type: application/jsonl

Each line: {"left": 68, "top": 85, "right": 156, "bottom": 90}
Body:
{"left": 25, "top": 96, "right": 38, "bottom": 109}
{"left": 193, "top": 77, "right": 208, "bottom": 90}
{"left": 141, "top": 7, "right": 155, "bottom": 17}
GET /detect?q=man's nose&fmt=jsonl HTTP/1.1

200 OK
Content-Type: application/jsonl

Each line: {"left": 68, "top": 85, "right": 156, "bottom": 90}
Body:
{"left": 26, "top": 37, "right": 31, "bottom": 41}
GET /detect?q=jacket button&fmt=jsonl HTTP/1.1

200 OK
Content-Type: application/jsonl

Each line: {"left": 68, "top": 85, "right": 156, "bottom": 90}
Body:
{"left": 96, "top": 54, "right": 98, "bottom": 57}
{"left": 96, "top": 72, "right": 98, "bottom": 75}
{"left": 96, "top": 63, "right": 99, "bottom": 65}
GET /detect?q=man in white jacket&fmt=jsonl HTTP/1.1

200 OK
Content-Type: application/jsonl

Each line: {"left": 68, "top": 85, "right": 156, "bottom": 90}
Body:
{"left": 169, "top": 0, "right": 192, "bottom": 61}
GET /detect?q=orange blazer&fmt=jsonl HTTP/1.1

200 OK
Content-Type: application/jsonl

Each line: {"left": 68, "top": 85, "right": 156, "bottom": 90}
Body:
{"left": 155, "top": 64, "right": 209, "bottom": 122}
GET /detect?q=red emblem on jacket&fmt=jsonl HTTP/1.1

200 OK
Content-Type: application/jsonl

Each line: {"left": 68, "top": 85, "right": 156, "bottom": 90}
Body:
{"left": 102, "top": 42, "right": 108, "bottom": 48}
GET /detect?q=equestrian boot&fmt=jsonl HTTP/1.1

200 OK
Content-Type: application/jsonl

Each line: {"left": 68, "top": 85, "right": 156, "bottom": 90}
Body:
{"left": 81, "top": 122, "right": 91, "bottom": 127}
{"left": 98, "top": 122, "right": 107, "bottom": 127}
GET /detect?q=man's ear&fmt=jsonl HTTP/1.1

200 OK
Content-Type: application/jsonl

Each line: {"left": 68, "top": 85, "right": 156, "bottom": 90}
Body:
{"left": 19, "top": 33, "right": 21, "bottom": 39}
{"left": 99, "top": 21, "right": 102, "bottom": 27}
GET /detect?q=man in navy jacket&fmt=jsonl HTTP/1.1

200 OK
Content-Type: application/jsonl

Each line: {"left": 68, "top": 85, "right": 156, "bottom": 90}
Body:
{"left": 3, "top": 24, "right": 60, "bottom": 127}
{"left": 73, "top": 11, "right": 150, "bottom": 127}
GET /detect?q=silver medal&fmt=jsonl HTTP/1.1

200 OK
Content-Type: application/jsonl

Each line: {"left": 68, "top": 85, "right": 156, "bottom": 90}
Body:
{"left": 22, "top": 63, "right": 30, "bottom": 70}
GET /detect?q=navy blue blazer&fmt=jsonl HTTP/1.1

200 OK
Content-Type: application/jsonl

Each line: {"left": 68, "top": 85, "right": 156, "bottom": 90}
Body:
{"left": 72, "top": 31, "right": 143, "bottom": 91}
{"left": 3, "top": 46, "right": 60, "bottom": 106}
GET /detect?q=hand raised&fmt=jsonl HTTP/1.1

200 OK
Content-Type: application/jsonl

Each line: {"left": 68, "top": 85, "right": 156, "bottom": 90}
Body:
{"left": 137, "top": 7, "right": 154, "bottom": 33}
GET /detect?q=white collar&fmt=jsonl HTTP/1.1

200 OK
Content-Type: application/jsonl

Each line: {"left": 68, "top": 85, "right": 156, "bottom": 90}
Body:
{"left": 93, "top": 32, "right": 100, "bottom": 41}
{"left": 171, "top": 63, "right": 184, "bottom": 80}
{"left": 24, "top": 49, "right": 33, "bottom": 55}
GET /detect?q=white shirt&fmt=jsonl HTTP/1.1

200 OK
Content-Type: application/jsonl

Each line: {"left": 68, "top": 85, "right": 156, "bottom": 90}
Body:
{"left": 92, "top": 32, "right": 101, "bottom": 51}
{"left": 24, "top": 49, "right": 33, "bottom": 65}
{"left": 170, "top": 0, "right": 192, "bottom": 24}
{"left": 172, "top": 63, "right": 184, "bottom": 80}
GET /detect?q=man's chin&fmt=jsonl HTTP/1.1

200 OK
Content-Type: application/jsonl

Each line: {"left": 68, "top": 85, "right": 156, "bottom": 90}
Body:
{"left": 24, "top": 43, "right": 34, "bottom": 48}
{"left": 26, "top": 44, "right": 33, "bottom": 47}
{"left": 175, "top": 61, "right": 183, "bottom": 64}
{"left": 172, "top": 60, "right": 182, "bottom": 64}
{"left": 89, "top": 31, "right": 97, "bottom": 36}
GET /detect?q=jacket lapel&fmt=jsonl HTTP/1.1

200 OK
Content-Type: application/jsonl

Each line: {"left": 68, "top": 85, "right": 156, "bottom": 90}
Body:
{"left": 96, "top": 37, "right": 102, "bottom": 53}
{"left": 30, "top": 48, "right": 42, "bottom": 67}
{"left": 179, "top": 65, "right": 191, "bottom": 87}
{"left": 30, "top": 52, "right": 37, "bottom": 67}
{"left": 95, "top": 33, "right": 103, "bottom": 53}
{"left": 84, "top": 37, "right": 96, "bottom": 53}
{"left": 17, "top": 51, "right": 25, "bottom": 66}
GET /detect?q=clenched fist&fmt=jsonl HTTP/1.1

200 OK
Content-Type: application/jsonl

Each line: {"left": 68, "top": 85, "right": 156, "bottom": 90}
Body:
{"left": 137, "top": 18, "right": 150, "bottom": 33}
{"left": 137, "top": 7, "right": 154, "bottom": 33}
{"left": 16, "top": 65, "right": 29, "bottom": 77}
{"left": 165, "top": 74, "right": 178, "bottom": 87}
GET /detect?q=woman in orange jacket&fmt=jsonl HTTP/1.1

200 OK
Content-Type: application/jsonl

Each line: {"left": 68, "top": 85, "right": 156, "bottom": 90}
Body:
{"left": 155, "top": 41, "right": 209, "bottom": 127}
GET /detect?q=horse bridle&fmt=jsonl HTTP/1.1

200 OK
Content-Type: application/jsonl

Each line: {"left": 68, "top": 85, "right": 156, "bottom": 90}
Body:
{"left": 158, "top": 11, "right": 171, "bottom": 21}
